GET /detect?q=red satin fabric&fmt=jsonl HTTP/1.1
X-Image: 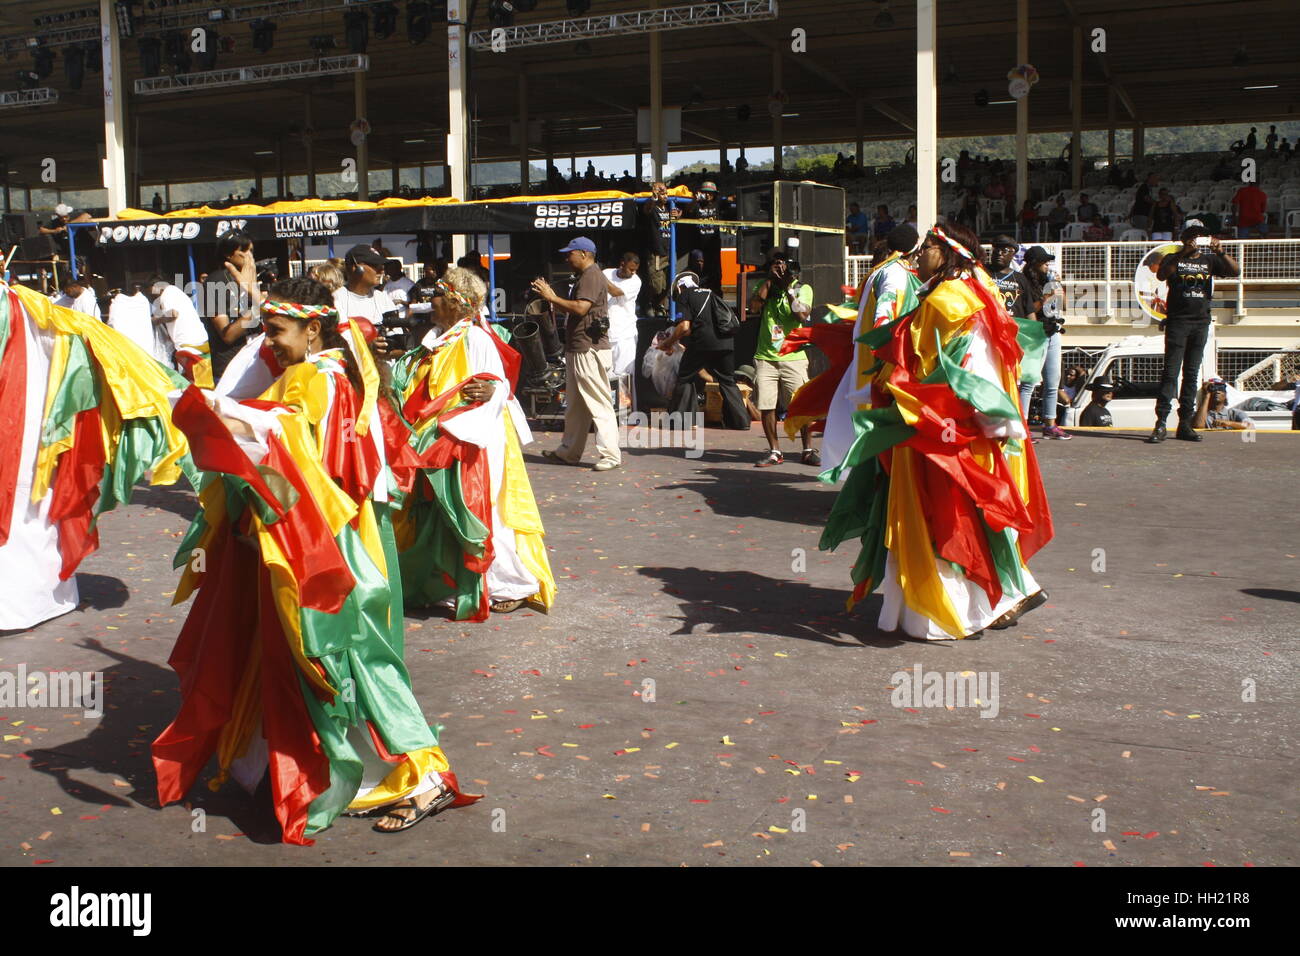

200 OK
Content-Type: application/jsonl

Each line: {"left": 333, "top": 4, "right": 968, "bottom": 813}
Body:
{"left": 0, "top": 290, "right": 29, "bottom": 545}
{"left": 48, "top": 404, "right": 106, "bottom": 579}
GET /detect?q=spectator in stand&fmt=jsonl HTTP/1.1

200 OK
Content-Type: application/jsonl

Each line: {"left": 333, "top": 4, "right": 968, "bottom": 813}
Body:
{"left": 1231, "top": 179, "right": 1269, "bottom": 238}
{"left": 983, "top": 178, "right": 1007, "bottom": 202}
{"left": 871, "top": 205, "right": 896, "bottom": 245}
{"left": 1149, "top": 188, "right": 1182, "bottom": 241}
{"left": 151, "top": 192, "right": 163, "bottom": 213}
{"left": 383, "top": 259, "right": 416, "bottom": 318}
{"left": 1280, "top": 138, "right": 1293, "bottom": 158}
{"left": 684, "top": 182, "right": 724, "bottom": 291}
{"left": 1129, "top": 172, "right": 1159, "bottom": 231}
{"left": 846, "top": 202, "right": 870, "bottom": 253}
{"left": 1212, "top": 156, "right": 1235, "bottom": 181}
{"left": 308, "top": 261, "right": 345, "bottom": 293}
{"left": 1245, "top": 127, "right": 1258, "bottom": 151}
{"left": 1193, "top": 379, "right": 1254, "bottom": 430}
{"left": 1265, "top": 125, "right": 1279, "bottom": 151}
{"left": 1076, "top": 193, "right": 1099, "bottom": 222}
{"left": 905, "top": 205, "right": 918, "bottom": 231}
{"left": 1046, "top": 195, "right": 1071, "bottom": 240}
{"left": 1018, "top": 199, "right": 1040, "bottom": 238}
{"left": 1083, "top": 215, "right": 1113, "bottom": 241}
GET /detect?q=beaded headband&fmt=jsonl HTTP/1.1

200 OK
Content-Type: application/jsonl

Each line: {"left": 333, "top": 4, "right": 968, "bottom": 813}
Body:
{"left": 435, "top": 277, "right": 478, "bottom": 312}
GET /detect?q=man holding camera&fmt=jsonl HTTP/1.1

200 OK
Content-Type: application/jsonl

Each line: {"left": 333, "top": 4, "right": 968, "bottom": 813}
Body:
{"left": 336, "top": 243, "right": 400, "bottom": 358}
{"left": 748, "top": 250, "right": 817, "bottom": 467}
{"left": 1147, "top": 225, "right": 1240, "bottom": 443}
{"left": 531, "top": 237, "right": 621, "bottom": 472}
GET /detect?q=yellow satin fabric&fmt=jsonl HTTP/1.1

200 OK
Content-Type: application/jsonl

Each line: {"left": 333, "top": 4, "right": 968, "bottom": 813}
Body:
{"left": 345, "top": 745, "right": 452, "bottom": 811}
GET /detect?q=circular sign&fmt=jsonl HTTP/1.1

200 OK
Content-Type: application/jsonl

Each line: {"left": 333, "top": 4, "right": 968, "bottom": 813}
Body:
{"left": 1133, "top": 242, "right": 1181, "bottom": 322}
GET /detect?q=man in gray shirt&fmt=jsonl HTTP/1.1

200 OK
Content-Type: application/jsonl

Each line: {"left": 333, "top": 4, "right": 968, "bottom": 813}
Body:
{"left": 530, "top": 237, "right": 621, "bottom": 471}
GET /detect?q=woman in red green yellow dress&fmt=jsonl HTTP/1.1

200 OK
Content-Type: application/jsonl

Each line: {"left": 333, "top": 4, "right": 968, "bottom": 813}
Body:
{"left": 386, "top": 266, "right": 555, "bottom": 621}
{"left": 152, "top": 277, "right": 477, "bottom": 840}
{"left": 820, "top": 223, "right": 1053, "bottom": 641}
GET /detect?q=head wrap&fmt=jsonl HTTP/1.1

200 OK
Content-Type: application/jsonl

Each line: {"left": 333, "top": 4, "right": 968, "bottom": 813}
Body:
{"left": 261, "top": 300, "right": 339, "bottom": 327}
{"left": 928, "top": 226, "right": 976, "bottom": 262}
{"left": 435, "top": 277, "right": 478, "bottom": 313}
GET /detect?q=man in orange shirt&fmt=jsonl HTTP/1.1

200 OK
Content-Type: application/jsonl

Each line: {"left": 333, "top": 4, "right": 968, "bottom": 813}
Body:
{"left": 1232, "top": 180, "right": 1269, "bottom": 238}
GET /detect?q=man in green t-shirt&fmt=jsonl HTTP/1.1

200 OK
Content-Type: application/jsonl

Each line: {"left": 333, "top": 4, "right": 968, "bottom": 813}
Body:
{"left": 747, "top": 252, "right": 818, "bottom": 467}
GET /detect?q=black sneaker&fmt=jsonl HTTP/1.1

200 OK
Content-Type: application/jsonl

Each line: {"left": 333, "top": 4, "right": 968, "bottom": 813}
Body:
{"left": 1174, "top": 422, "right": 1203, "bottom": 442}
{"left": 1145, "top": 423, "right": 1167, "bottom": 444}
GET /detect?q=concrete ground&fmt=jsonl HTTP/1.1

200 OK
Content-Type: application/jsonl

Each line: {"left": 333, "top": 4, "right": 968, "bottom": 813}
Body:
{"left": 1, "top": 425, "right": 1296, "bottom": 867}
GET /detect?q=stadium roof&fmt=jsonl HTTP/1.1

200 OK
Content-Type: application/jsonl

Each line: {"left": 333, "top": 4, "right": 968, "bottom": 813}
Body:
{"left": 0, "top": 0, "right": 1296, "bottom": 194}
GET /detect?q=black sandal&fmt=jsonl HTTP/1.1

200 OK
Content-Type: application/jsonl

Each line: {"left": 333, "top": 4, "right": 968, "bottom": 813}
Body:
{"left": 372, "top": 783, "right": 456, "bottom": 834}
{"left": 986, "top": 590, "right": 1048, "bottom": 630}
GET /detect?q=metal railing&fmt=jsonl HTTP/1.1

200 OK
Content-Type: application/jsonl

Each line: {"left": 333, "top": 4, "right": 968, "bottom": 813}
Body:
{"left": 846, "top": 238, "right": 1300, "bottom": 322}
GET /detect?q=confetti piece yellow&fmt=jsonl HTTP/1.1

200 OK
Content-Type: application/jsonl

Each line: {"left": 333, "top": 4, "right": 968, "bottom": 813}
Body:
{"left": 846, "top": 774, "right": 861, "bottom": 782}
{"left": 12, "top": 720, "right": 24, "bottom": 727}
{"left": 1173, "top": 573, "right": 1183, "bottom": 578}
{"left": 823, "top": 760, "right": 842, "bottom": 765}
{"left": 625, "top": 747, "right": 641, "bottom": 753}
{"left": 784, "top": 768, "right": 800, "bottom": 775}
{"left": 1028, "top": 775, "right": 1044, "bottom": 783}
{"left": 840, "top": 721, "right": 858, "bottom": 727}
{"left": 3, "top": 735, "right": 19, "bottom": 742}
{"left": 773, "top": 652, "right": 788, "bottom": 658}
{"left": 530, "top": 714, "right": 548, "bottom": 719}
{"left": 50, "top": 808, "right": 62, "bottom": 815}
{"left": 1187, "top": 714, "right": 1201, "bottom": 719}
{"left": 703, "top": 839, "right": 724, "bottom": 848}
{"left": 949, "top": 851, "right": 971, "bottom": 857}
{"left": 564, "top": 675, "right": 573, "bottom": 681}
{"left": 664, "top": 742, "right": 679, "bottom": 749}
{"left": 721, "top": 736, "right": 735, "bottom": 746}
{"left": 806, "top": 794, "right": 818, "bottom": 800}
{"left": 602, "top": 794, "right": 616, "bottom": 799}
{"left": 1051, "top": 727, "right": 1062, "bottom": 732}
{"left": 768, "top": 825, "right": 789, "bottom": 833}
{"left": 562, "top": 743, "right": 578, "bottom": 748}
{"left": 1103, "top": 839, "right": 1117, "bottom": 851}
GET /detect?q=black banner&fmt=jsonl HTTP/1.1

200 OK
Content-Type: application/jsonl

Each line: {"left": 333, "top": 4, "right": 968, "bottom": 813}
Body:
{"left": 85, "top": 200, "right": 636, "bottom": 247}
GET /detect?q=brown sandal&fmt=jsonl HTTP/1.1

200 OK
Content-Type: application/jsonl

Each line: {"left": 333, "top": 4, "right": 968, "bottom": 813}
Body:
{"left": 490, "top": 598, "right": 526, "bottom": 614}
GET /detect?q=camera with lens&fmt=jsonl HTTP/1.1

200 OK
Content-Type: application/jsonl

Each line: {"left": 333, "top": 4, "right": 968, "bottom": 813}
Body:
{"left": 380, "top": 308, "right": 412, "bottom": 353}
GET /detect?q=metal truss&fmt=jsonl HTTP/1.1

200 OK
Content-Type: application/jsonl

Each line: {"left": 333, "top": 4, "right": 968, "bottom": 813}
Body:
{"left": 133, "top": 53, "right": 368, "bottom": 96}
{"left": 468, "top": 0, "right": 778, "bottom": 50}
{"left": 0, "top": 87, "right": 60, "bottom": 109}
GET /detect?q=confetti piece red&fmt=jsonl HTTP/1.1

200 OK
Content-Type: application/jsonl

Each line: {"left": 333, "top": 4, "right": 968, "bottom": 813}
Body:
{"left": 861, "top": 719, "right": 877, "bottom": 725}
{"left": 931, "top": 807, "right": 950, "bottom": 814}
{"left": 578, "top": 724, "right": 595, "bottom": 729}
{"left": 1024, "top": 713, "right": 1041, "bottom": 719}
{"left": 690, "top": 799, "right": 710, "bottom": 804}
{"left": 519, "top": 670, "right": 542, "bottom": 676}
{"left": 1122, "top": 831, "right": 1142, "bottom": 836}
{"left": 34, "top": 860, "right": 54, "bottom": 865}
{"left": 1143, "top": 831, "right": 1159, "bottom": 839}
{"left": 758, "top": 710, "right": 777, "bottom": 715}
{"left": 962, "top": 747, "right": 978, "bottom": 752}
{"left": 905, "top": 780, "right": 924, "bottom": 785}
{"left": 904, "top": 708, "right": 920, "bottom": 714}
{"left": 1028, "top": 745, "right": 1041, "bottom": 752}
{"left": 1202, "top": 861, "right": 1216, "bottom": 867}
{"left": 1007, "top": 756, "right": 1025, "bottom": 762}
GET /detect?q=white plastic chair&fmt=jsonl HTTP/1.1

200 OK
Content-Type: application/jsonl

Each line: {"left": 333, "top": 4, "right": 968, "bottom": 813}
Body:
{"left": 1060, "top": 221, "right": 1088, "bottom": 241}
{"left": 1286, "top": 210, "right": 1300, "bottom": 238}
{"left": 1119, "top": 228, "right": 1149, "bottom": 241}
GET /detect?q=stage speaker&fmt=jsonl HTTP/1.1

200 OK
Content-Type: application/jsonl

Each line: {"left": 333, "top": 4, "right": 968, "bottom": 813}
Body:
{"left": 2, "top": 212, "right": 40, "bottom": 248}
{"left": 19, "top": 234, "right": 58, "bottom": 260}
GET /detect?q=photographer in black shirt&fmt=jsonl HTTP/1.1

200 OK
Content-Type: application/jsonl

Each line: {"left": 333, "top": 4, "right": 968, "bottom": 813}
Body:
{"left": 1146, "top": 225, "right": 1239, "bottom": 443}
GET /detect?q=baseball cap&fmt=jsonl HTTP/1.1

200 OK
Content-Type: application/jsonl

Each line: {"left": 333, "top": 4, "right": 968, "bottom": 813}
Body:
{"left": 991, "top": 234, "right": 1019, "bottom": 250}
{"left": 1087, "top": 379, "right": 1116, "bottom": 391}
{"left": 558, "top": 236, "right": 596, "bottom": 254}
{"left": 698, "top": 181, "right": 718, "bottom": 193}
{"left": 54, "top": 203, "right": 73, "bottom": 217}
{"left": 1024, "top": 246, "right": 1055, "bottom": 264}
{"left": 345, "top": 243, "right": 386, "bottom": 269}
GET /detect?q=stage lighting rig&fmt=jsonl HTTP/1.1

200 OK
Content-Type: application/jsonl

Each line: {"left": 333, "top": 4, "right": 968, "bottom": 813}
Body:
{"left": 250, "top": 18, "right": 277, "bottom": 53}
{"left": 64, "top": 45, "right": 86, "bottom": 90}
{"left": 373, "top": 3, "right": 399, "bottom": 40}
{"left": 344, "top": 10, "right": 369, "bottom": 54}
{"left": 407, "top": 1, "right": 433, "bottom": 44}
{"left": 488, "top": 1, "right": 517, "bottom": 28}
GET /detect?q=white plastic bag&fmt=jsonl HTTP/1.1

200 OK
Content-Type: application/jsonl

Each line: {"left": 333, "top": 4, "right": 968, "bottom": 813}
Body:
{"left": 642, "top": 332, "right": 683, "bottom": 399}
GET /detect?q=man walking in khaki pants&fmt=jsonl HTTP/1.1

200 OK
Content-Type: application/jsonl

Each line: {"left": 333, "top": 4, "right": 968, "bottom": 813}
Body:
{"left": 531, "top": 237, "right": 622, "bottom": 472}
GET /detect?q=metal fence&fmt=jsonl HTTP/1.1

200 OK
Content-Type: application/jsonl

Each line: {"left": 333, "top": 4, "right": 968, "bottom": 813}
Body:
{"left": 846, "top": 238, "right": 1300, "bottom": 321}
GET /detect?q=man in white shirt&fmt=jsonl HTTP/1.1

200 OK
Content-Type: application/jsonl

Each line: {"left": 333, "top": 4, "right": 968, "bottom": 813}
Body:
{"left": 382, "top": 259, "right": 416, "bottom": 318}
{"left": 148, "top": 275, "right": 212, "bottom": 383}
{"left": 336, "top": 243, "right": 399, "bottom": 360}
{"left": 602, "top": 252, "right": 642, "bottom": 413}
{"left": 51, "top": 275, "right": 101, "bottom": 321}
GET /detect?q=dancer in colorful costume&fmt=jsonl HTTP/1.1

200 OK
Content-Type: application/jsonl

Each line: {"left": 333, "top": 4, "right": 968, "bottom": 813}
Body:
{"left": 781, "top": 225, "right": 923, "bottom": 470}
{"left": 0, "top": 281, "right": 195, "bottom": 631}
{"left": 819, "top": 224, "right": 1053, "bottom": 641}
{"left": 387, "top": 266, "right": 555, "bottom": 621}
{"left": 153, "top": 277, "right": 477, "bottom": 842}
